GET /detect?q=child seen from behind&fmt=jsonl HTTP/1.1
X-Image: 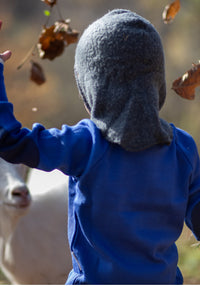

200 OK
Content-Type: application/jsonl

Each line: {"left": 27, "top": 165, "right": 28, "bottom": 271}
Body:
{"left": 1, "top": 9, "right": 200, "bottom": 284}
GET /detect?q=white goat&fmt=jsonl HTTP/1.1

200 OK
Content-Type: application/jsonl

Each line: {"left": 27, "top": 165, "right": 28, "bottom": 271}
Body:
{"left": 0, "top": 158, "right": 72, "bottom": 284}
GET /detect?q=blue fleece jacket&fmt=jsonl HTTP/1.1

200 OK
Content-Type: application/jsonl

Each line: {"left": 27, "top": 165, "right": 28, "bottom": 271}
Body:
{"left": 1, "top": 63, "right": 200, "bottom": 284}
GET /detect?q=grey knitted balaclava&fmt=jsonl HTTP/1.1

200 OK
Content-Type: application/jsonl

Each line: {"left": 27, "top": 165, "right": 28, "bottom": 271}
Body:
{"left": 74, "top": 9, "right": 173, "bottom": 151}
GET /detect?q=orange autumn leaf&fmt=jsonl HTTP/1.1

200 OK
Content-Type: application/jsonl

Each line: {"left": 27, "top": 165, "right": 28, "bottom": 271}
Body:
{"left": 37, "top": 20, "right": 79, "bottom": 60}
{"left": 172, "top": 63, "right": 200, "bottom": 100}
{"left": 162, "top": 0, "right": 180, "bottom": 24}
{"left": 41, "top": 0, "right": 57, "bottom": 7}
{"left": 30, "top": 61, "right": 46, "bottom": 85}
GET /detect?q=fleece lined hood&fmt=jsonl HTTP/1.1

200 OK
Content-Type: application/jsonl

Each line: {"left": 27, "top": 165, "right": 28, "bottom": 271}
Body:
{"left": 74, "top": 9, "right": 173, "bottom": 151}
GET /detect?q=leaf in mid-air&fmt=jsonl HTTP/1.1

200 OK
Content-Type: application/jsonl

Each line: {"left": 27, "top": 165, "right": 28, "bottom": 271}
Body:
{"left": 172, "top": 63, "right": 200, "bottom": 100}
{"left": 44, "top": 10, "right": 51, "bottom": 17}
{"left": 37, "top": 20, "right": 79, "bottom": 60}
{"left": 162, "top": 0, "right": 180, "bottom": 24}
{"left": 41, "top": 0, "right": 57, "bottom": 7}
{"left": 30, "top": 61, "right": 46, "bottom": 85}
{"left": 54, "top": 20, "right": 79, "bottom": 46}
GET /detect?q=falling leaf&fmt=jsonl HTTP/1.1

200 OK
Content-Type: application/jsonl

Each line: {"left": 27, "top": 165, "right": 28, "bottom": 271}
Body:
{"left": 37, "top": 20, "right": 79, "bottom": 60}
{"left": 54, "top": 20, "right": 79, "bottom": 46}
{"left": 44, "top": 10, "right": 51, "bottom": 17}
{"left": 162, "top": 0, "right": 180, "bottom": 24}
{"left": 37, "top": 25, "right": 65, "bottom": 60}
{"left": 172, "top": 63, "right": 200, "bottom": 100}
{"left": 41, "top": 0, "right": 57, "bottom": 7}
{"left": 30, "top": 61, "right": 46, "bottom": 85}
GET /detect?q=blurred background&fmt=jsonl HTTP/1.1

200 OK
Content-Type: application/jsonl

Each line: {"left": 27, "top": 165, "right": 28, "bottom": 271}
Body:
{"left": 0, "top": 0, "right": 200, "bottom": 284}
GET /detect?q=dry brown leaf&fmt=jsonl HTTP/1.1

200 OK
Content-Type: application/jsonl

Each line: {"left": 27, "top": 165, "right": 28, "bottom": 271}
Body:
{"left": 37, "top": 20, "right": 79, "bottom": 60}
{"left": 54, "top": 20, "right": 79, "bottom": 46}
{"left": 41, "top": 0, "right": 57, "bottom": 7}
{"left": 172, "top": 63, "right": 200, "bottom": 100}
{"left": 162, "top": 0, "right": 180, "bottom": 24}
{"left": 30, "top": 61, "right": 46, "bottom": 85}
{"left": 38, "top": 25, "right": 65, "bottom": 60}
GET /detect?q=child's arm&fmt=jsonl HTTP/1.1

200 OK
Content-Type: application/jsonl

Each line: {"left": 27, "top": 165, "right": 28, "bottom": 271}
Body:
{"left": 185, "top": 141, "right": 200, "bottom": 240}
{"left": 190, "top": 202, "right": 200, "bottom": 240}
{"left": 0, "top": 60, "right": 93, "bottom": 175}
{"left": 0, "top": 22, "right": 93, "bottom": 176}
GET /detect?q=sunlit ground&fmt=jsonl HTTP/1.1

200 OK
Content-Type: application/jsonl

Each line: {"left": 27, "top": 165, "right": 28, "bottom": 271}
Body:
{"left": 177, "top": 226, "right": 200, "bottom": 284}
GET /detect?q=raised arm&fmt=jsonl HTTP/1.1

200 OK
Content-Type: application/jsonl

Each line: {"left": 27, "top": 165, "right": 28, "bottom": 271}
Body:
{"left": 0, "top": 20, "right": 93, "bottom": 176}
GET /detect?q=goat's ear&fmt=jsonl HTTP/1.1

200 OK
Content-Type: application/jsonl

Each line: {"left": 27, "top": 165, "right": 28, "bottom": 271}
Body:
{"left": 16, "top": 164, "right": 30, "bottom": 182}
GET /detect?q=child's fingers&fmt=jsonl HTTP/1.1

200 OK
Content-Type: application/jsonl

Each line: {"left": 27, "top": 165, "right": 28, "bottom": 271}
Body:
{"left": 0, "top": 50, "right": 12, "bottom": 62}
{"left": 0, "top": 23, "right": 12, "bottom": 62}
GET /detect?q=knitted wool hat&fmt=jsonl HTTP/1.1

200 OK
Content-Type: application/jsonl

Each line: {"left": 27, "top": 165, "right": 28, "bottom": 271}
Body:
{"left": 74, "top": 9, "right": 173, "bottom": 151}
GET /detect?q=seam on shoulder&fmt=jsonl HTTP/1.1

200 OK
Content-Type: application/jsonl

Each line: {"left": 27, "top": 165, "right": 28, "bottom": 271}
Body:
{"left": 73, "top": 119, "right": 110, "bottom": 178}
{"left": 173, "top": 128, "right": 194, "bottom": 171}
{"left": 88, "top": 141, "right": 109, "bottom": 172}
{"left": 82, "top": 120, "right": 110, "bottom": 175}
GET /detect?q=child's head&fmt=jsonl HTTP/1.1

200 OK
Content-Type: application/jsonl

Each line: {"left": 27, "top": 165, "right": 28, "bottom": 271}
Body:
{"left": 74, "top": 9, "right": 173, "bottom": 151}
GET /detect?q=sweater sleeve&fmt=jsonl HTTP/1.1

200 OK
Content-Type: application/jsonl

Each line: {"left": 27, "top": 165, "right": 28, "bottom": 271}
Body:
{"left": 185, "top": 138, "right": 200, "bottom": 240}
{"left": 0, "top": 63, "right": 9, "bottom": 101}
{"left": 0, "top": 63, "right": 93, "bottom": 176}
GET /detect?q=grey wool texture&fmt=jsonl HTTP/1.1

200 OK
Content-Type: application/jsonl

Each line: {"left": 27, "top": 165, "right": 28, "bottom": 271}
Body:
{"left": 74, "top": 9, "right": 173, "bottom": 152}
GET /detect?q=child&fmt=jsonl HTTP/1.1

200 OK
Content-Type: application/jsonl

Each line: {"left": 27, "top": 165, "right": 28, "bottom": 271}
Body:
{"left": 1, "top": 9, "right": 200, "bottom": 285}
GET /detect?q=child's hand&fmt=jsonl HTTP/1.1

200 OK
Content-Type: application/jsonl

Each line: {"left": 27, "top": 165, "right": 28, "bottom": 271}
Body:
{"left": 0, "top": 20, "right": 12, "bottom": 62}
{"left": 0, "top": 50, "right": 12, "bottom": 62}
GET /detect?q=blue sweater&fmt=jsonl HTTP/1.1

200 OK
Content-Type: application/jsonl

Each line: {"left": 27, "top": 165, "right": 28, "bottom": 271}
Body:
{"left": 1, "top": 63, "right": 200, "bottom": 284}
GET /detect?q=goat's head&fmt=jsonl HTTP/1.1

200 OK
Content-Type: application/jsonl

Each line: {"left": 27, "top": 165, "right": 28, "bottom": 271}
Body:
{"left": 0, "top": 158, "right": 31, "bottom": 212}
